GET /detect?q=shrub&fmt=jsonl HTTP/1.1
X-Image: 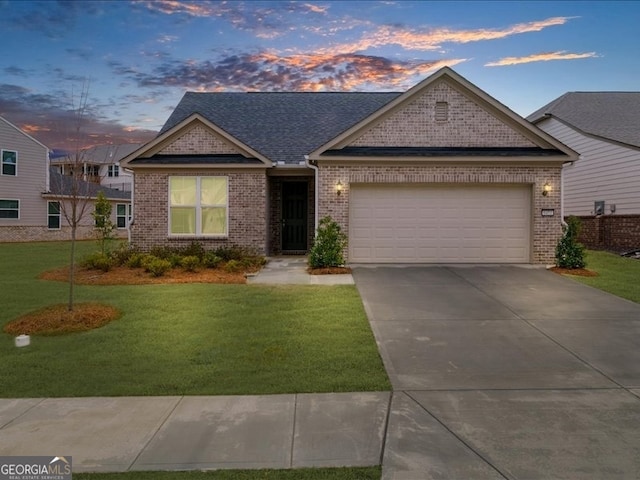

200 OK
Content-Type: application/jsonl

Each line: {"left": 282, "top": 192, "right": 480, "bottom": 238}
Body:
{"left": 181, "top": 255, "right": 201, "bottom": 272}
{"left": 309, "top": 216, "right": 347, "bottom": 268}
{"left": 181, "top": 241, "right": 206, "bottom": 260}
{"left": 203, "top": 252, "right": 223, "bottom": 268}
{"left": 126, "top": 252, "right": 146, "bottom": 269}
{"left": 214, "top": 245, "right": 247, "bottom": 261}
{"left": 110, "top": 243, "right": 139, "bottom": 267}
{"left": 140, "top": 254, "right": 159, "bottom": 272}
{"left": 167, "top": 253, "right": 183, "bottom": 268}
{"left": 555, "top": 216, "right": 586, "bottom": 269}
{"left": 223, "top": 259, "right": 242, "bottom": 273}
{"left": 149, "top": 246, "right": 176, "bottom": 260}
{"left": 146, "top": 258, "right": 172, "bottom": 277}
{"left": 82, "top": 252, "right": 114, "bottom": 272}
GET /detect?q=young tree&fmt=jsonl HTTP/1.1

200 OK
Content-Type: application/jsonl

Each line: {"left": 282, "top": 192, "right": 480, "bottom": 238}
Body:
{"left": 92, "top": 191, "right": 115, "bottom": 255}
{"left": 48, "top": 81, "right": 96, "bottom": 311}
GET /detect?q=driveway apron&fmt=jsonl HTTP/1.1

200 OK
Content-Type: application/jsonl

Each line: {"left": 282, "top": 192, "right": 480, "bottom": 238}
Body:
{"left": 353, "top": 265, "right": 640, "bottom": 479}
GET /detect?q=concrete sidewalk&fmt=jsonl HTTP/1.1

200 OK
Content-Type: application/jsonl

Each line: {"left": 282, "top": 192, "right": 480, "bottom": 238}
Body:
{"left": 0, "top": 393, "right": 389, "bottom": 473}
{"left": 247, "top": 257, "right": 354, "bottom": 285}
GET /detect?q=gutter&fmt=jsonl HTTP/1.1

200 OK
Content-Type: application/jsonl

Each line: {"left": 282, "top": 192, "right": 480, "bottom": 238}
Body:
{"left": 123, "top": 167, "right": 134, "bottom": 243}
{"left": 304, "top": 155, "right": 319, "bottom": 236}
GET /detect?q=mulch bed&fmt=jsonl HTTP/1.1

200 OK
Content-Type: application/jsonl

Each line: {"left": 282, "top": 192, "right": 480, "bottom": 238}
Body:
{"left": 549, "top": 267, "right": 599, "bottom": 277}
{"left": 307, "top": 266, "right": 353, "bottom": 275}
{"left": 39, "top": 266, "right": 249, "bottom": 285}
{"left": 4, "top": 303, "right": 120, "bottom": 335}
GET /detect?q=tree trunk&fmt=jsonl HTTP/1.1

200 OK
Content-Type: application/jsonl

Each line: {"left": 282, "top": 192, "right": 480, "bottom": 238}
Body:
{"left": 68, "top": 226, "right": 76, "bottom": 312}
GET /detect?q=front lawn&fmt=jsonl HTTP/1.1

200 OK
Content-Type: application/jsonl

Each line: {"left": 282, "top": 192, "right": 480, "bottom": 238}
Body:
{"left": 0, "top": 242, "right": 390, "bottom": 397}
{"left": 563, "top": 250, "right": 640, "bottom": 303}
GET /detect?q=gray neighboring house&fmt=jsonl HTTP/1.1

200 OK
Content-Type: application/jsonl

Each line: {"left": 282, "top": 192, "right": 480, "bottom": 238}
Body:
{"left": 0, "top": 115, "right": 131, "bottom": 242}
{"left": 51, "top": 143, "right": 140, "bottom": 192}
{"left": 122, "top": 67, "right": 577, "bottom": 264}
{"left": 529, "top": 93, "right": 640, "bottom": 250}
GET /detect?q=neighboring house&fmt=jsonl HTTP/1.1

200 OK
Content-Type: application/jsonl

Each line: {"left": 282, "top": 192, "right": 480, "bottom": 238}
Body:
{"left": 51, "top": 143, "right": 140, "bottom": 192}
{"left": 121, "top": 67, "right": 577, "bottom": 264}
{"left": 0, "top": 115, "right": 131, "bottom": 242}
{"left": 528, "top": 92, "right": 640, "bottom": 250}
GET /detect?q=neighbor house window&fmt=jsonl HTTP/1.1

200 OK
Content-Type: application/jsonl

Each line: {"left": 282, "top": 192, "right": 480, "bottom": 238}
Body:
{"left": 108, "top": 165, "right": 119, "bottom": 177}
{"left": 1, "top": 150, "right": 17, "bottom": 176}
{"left": 48, "top": 201, "right": 61, "bottom": 229}
{"left": 116, "top": 203, "right": 131, "bottom": 229}
{"left": 0, "top": 199, "right": 19, "bottom": 219}
{"left": 169, "top": 176, "right": 228, "bottom": 236}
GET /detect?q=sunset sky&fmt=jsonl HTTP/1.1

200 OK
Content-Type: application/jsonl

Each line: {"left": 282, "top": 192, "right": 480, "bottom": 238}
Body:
{"left": 0, "top": 0, "right": 637, "bottom": 151}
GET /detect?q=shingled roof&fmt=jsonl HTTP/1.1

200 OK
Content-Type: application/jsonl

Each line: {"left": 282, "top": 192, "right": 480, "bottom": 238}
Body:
{"left": 527, "top": 92, "right": 640, "bottom": 149}
{"left": 159, "top": 92, "right": 401, "bottom": 165}
{"left": 47, "top": 169, "right": 131, "bottom": 200}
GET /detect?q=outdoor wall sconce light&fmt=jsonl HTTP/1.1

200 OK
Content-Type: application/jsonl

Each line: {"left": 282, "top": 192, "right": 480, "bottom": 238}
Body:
{"left": 336, "top": 180, "right": 344, "bottom": 196}
{"left": 542, "top": 183, "right": 552, "bottom": 196}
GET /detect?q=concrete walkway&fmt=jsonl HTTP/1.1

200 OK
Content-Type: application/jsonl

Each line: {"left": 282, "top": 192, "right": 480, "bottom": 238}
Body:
{"left": 247, "top": 256, "right": 354, "bottom": 285}
{"left": 0, "top": 393, "right": 389, "bottom": 472}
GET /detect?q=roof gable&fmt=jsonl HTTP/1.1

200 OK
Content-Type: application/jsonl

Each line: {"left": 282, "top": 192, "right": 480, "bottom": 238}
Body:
{"left": 121, "top": 114, "right": 271, "bottom": 168}
{"left": 527, "top": 92, "right": 640, "bottom": 149}
{"left": 310, "top": 67, "right": 577, "bottom": 161}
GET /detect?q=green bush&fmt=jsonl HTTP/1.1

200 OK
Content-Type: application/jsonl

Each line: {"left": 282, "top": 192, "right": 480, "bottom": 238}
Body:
{"left": 181, "top": 241, "right": 206, "bottom": 260}
{"left": 146, "top": 257, "right": 172, "bottom": 277}
{"left": 223, "top": 259, "right": 242, "bottom": 273}
{"left": 309, "top": 216, "right": 347, "bottom": 268}
{"left": 556, "top": 216, "right": 586, "bottom": 269}
{"left": 214, "top": 245, "right": 249, "bottom": 261}
{"left": 110, "top": 243, "right": 138, "bottom": 267}
{"left": 82, "top": 252, "right": 114, "bottom": 272}
{"left": 203, "top": 252, "right": 223, "bottom": 268}
{"left": 140, "top": 254, "right": 158, "bottom": 272}
{"left": 148, "top": 246, "right": 176, "bottom": 260}
{"left": 126, "top": 252, "right": 146, "bottom": 268}
{"left": 181, "top": 255, "right": 201, "bottom": 272}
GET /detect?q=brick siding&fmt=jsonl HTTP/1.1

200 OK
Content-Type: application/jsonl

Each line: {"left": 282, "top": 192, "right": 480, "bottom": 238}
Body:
{"left": 131, "top": 170, "right": 267, "bottom": 253}
{"left": 575, "top": 215, "right": 640, "bottom": 251}
{"left": 0, "top": 225, "right": 126, "bottom": 242}
{"left": 159, "top": 124, "right": 238, "bottom": 155}
{"left": 351, "top": 80, "right": 536, "bottom": 148}
{"left": 317, "top": 164, "right": 562, "bottom": 264}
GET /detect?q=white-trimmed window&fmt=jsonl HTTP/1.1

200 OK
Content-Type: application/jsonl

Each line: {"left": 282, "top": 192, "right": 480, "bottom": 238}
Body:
{"left": 1, "top": 150, "right": 17, "bottom": 176}
{"left": 169, "top": 176, "right": 228, "bottom": 236}
{"left": 48, "top": 201, "right": 61, "bottom": 229}
{"left": 108, "top": 165, "right": 119, "bottom": 177}
{"left": 0, "top": 199, "right": 19, "bottom": 219}
{"left": 116, "top": 203, "right": 131, "bottom": 229}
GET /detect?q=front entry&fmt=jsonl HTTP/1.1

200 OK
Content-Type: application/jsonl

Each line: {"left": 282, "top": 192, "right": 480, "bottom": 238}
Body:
{"left": 282, "top": 181, "right": 308, "bottom": 252}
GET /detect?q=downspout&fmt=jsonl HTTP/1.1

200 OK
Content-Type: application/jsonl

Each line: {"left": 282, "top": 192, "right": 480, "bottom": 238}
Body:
{"left": 304, "top": 155, "right": 319, "bottom": 236}
{"left": 124, "top": 168, "right": 134, "bottom": 244}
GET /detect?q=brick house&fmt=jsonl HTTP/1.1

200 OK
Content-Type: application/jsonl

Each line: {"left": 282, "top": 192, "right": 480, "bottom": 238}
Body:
{"left": 121, "top": 67, "right": 577, "bottom": 264}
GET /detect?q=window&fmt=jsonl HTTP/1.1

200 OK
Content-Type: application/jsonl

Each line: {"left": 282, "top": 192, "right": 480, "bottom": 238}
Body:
{"left": 0, "top": 199, "right": 19, "bottom": 219}
{"left": 48, "top": 201, "right": 61, "bottom": 229}
{"left": 84, "top": 165, "right": 99, "bottom": 177}
{"left": 108, "top": 165, "right": 119, "bottom": 177}
{"left": 169, "top": 176, "right": 228, "bottom": 236}
{"left": 116, "top": 203, "right": 131, "bottom": 229}
{"left": 435, "top": 101, "right": 448, "bottom": 122}
{"left": 1, "top": 150, "right": 17, "bottom": 176}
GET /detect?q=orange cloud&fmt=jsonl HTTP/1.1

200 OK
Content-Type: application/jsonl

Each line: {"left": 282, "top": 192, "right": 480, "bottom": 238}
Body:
{"left": 317, "top": 16, "right": 577, "bottom": 54}
{"left": 485, "top": 50, "right": 598, "bottom": 66}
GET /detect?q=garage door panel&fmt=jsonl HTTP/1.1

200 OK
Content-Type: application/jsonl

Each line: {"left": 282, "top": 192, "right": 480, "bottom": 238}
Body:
{"left": 349, "top": 184, "right": 531, "bottom": 263}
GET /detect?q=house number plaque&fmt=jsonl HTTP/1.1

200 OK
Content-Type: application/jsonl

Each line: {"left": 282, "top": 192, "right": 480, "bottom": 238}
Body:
{"left": 541, "top": 209, "right": 555, "bottom": 217}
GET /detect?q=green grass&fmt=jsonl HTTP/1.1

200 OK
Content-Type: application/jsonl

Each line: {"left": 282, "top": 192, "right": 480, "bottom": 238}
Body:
{"left": 0, "top": 241, "right": 390, "bottom": 397}
{"left": 74, "top": 467, "right": 381, "bottom": 480}
{"left": 565, "top": 250, "right": 640, "bottom": 303}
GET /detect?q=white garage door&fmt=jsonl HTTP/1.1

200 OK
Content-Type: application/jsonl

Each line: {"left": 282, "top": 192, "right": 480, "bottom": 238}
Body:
{"left": 350, "top": 184, "right": 531, "bottom": 263}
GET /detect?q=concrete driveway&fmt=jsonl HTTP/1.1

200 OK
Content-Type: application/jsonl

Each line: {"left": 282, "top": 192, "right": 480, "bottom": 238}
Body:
{"left": 353, "top": 265, "right": 640, "bottom": 480}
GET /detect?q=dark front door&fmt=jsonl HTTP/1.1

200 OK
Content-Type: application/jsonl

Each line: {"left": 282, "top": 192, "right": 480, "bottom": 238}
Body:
{"left": 282, "top": 182, "right": 308, "bottom": 252}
